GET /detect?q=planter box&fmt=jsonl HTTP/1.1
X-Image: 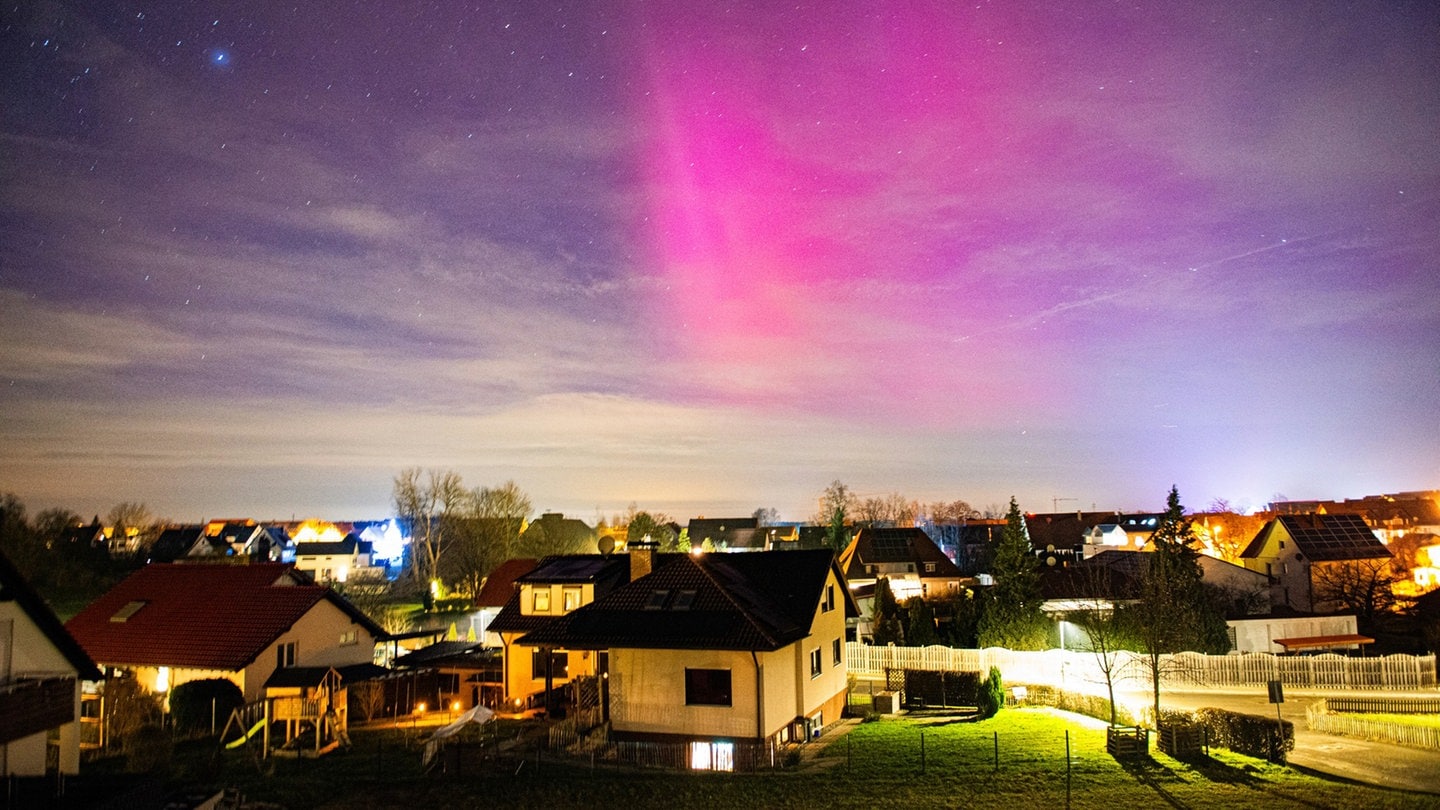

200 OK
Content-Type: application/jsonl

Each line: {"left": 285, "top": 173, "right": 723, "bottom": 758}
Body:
{"left": 1157, "top": 724, "right": 1206, "bottom": 759}
{"left": 1106, "top": 725, "right": 1149, "bottom": 759}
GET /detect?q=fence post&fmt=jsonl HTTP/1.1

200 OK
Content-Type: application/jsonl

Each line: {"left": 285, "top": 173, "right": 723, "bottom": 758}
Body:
{"left": 920, "top": 731, "right": 926, "bottom": 775}
{"left": 993, "top": 731, "right": 999, "bottom": 772}
{"left": 847, "top": 734, "right": 852, "bottom": 771}
{"left": 1065, "top": 730, "right": 1071, "bottom": 810}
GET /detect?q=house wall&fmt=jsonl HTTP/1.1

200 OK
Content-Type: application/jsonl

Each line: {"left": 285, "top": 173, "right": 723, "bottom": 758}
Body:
{"left": 1227, "top": 615, "right": 1359, "bottom": 653}
{"left": 0, "top": 603, "right": 85, "bottom": 776}
{"left": 499, "top": 633, "right": 597, "bottom": 705}
{"left": 609, "top": 568, "right": 850, "bottom": 743}
{"left": 1241, "top": 524, "right": 1315, "bottom": 611}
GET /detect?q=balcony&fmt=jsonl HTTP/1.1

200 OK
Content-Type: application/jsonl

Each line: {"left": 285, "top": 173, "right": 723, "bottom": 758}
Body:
{"left": 0, "top": 675, "right": 77, "bottom": 744}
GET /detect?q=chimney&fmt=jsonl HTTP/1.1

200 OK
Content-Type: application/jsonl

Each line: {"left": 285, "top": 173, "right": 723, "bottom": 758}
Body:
{"left": 629, "top": 539, "right": 657, "bottom": 582}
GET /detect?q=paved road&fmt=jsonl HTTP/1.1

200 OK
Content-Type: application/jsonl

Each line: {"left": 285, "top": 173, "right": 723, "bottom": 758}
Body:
{"left": 1153, "top": 687, "right": 1440, "bottom": 796}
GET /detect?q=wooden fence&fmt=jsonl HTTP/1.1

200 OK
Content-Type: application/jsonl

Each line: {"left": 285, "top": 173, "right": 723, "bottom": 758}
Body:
{"left": 845, "top": 643, "right": 1438, "bottom": 691}
{"left": 1307, "top": 699, "right": 1440, "bottom": 751}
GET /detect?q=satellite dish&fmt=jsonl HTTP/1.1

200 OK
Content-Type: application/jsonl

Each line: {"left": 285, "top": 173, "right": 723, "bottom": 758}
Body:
{"left": 1046, "top": 556, "right": 1057, "bottom": 567}
{"left": 1046, "top": 544, "right": 1055, "bottom": 552}
{"left": 598, "top": 535, "right": 615, "bottom": 556}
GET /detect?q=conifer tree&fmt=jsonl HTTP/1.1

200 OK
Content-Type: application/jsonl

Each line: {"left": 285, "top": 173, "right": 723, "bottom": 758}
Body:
{"left": 977, "top": 497, "right": 1049, "bottom": 649}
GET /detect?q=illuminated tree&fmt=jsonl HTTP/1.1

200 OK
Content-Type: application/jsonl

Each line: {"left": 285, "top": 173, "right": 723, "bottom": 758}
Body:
{"left": 1310, "top": 557, "right": 1399, "bottom": 634}
{"left": 626, "top": 511, "right": 676, "bottom": 551}
{"left": 1129, "top": 486, "right": 1229, "bottom": 726}
{"left": 977, "top": 497, "right": 1048, "bottom": 650}
{"left": 871, "top": 576, "right": 905, "bottom": 645}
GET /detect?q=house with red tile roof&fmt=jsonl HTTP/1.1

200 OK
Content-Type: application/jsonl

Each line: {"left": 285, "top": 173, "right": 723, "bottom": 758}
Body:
{"left": 1, "top": 549, "right": 101, "bottom": 779}
{"left": 65, "top": 563, "right": 385, "bottom": 702}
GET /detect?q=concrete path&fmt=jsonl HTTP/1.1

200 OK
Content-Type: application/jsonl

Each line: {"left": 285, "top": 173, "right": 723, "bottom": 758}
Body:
{"left": 1158, "top": 688, "right": 1440, "bottom": 796}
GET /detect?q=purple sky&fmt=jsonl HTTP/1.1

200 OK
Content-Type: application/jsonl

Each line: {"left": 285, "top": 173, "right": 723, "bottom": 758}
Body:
{"left": 2, "top": 2, "right": 1437, "bottom": 523}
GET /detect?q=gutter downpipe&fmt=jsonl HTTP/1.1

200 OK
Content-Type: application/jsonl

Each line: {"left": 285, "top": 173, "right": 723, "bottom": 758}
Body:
{"left": 751, "top": 651, "right": 764, "bottom": 749}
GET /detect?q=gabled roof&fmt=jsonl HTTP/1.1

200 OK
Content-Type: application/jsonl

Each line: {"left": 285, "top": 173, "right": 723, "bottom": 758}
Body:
{"left": 518, "top": 549, "right": 850, "bottom": 652}
{"left": 838, "top": 527, "right": 964, "bottom": 580}
{"left": 292, "top": 534, "right": 371, "bottom": 558}
{"left": 1022, "top": 512, "right": 1120, "bottom": 551}
{"left": 1240, "top": 514, "right": 1391, "bottom": 562}
{"left": 148, "top": 526, "right": 208, "bottom": 562}
{"left": 474, "top": 558, "right": 538, "bottom": 609}
{"left": 487, "top": 553, "right": 638, "bottom": 635}
{"left": 0, "top": 549, "right": 100, "bottom": 680}
{"left": 686, "top": 517, "right": 759, "bottom": 548}
{"left": 66, "top": 563, "right": 385, "bottom": 671}
{"left": 393, "top": 640, "right": 488, "bottom": 668}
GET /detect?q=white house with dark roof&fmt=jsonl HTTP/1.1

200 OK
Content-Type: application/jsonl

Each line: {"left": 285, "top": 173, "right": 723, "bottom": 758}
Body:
{"left": 520, "top": 547, "right": 855, "bottom": 767}
{"left": 1, "top": 550, "right": 101, "bottom": 778}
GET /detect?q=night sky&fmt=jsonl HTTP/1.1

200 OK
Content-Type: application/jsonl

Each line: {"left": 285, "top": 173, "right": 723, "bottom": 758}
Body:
{"left": 3, "top": 1, "right": 1437, "bottom": 522}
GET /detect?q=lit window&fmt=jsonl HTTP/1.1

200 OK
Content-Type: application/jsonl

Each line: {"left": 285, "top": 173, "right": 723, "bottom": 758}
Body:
{"left": 340, "top": 629, "right": 358, "bottom": 646}
{"left": 690, "top": 741, "right": 734, "bottom": 771}
{"left": 562, "top": 587, "right": 582, "bottom": 612}
{"left": 685, "top": 668, "right": 732, "bottom": 706}
{"left": 533, "top": 589, "right": 551, "bottom": 612}
{"left": 810, "top": 648, "right": 822, "bottom": 678}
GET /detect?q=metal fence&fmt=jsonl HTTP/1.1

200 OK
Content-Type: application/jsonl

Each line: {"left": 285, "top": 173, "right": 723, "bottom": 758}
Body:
{"left": 1307, "top": 698, "right": 1440, "bottom": 751}
{"left": 846, "top": 643, "right": 1438, "bottom": 691}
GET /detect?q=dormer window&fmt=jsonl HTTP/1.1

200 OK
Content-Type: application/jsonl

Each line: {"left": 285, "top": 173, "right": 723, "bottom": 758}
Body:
{"left": 533, "top": 589, "right": 551, "bottom": 612}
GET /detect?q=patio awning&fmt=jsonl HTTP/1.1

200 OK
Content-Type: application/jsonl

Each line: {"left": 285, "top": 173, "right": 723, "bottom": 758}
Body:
{"left": 1272, "top": 634, "right": 1374, "bottom": 651}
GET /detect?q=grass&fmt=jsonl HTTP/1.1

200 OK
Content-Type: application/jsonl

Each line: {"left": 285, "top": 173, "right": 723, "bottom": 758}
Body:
{"left": 1343, "top": 713, "right": 1440, "bottom": 729}
{"left": 87, "top": 709, "right": 1437, "bottom": 809}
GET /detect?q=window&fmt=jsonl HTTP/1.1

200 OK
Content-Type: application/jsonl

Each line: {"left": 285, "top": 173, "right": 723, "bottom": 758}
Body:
{"left": 684, "top": 668, "right": 732, "bottom": 706}
{"left": 925, "top": 562, "right": 936, "bottom": 573}
{"left": 276, "top": 642, "right": 296, "bottom": 669}
{"left": 562, "top": 587, "right": 582, "bottom": 612}
{"left": 531, "top": 649, "right": 568, "bottom": 680}
{"left": 532, "top": 589, "right": 551, "bottom": 612}
{"left": 809, "top": 648, "right": 822, "bottom": 678}
{"left": 110, "top": 600, "right": 147, "bottom": 623}
{"left": 645, "top": 589, "right": 671, "bottom": 610}
{"left": 339, "top": 629, "right": 358, "bottom": 646}
{"left": 672, "top": 589, "right": 697, "bottom": 610}
{"left": 822, "top": 584, "right": 836, "bottom": 612}
{"left": 832, "top": 638, "right": 843, "bottom": 665}
{"left": 690, "top": 741, "right": 734, "bottom": 771}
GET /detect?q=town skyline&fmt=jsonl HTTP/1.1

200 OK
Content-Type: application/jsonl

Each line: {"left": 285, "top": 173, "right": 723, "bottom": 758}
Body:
{"left": 4, "top": 3, "right": 1437, "bottom": 525}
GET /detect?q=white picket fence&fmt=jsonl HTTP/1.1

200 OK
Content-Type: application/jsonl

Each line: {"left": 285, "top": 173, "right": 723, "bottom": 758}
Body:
{"left": 845, "top": 643, "right": 1438, "bottom": 692}
{"left": 1307, "top": 699, "right": 1440, "bottom": 750}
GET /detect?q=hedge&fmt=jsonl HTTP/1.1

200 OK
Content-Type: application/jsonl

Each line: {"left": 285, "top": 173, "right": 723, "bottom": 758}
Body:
{"left": 1184, "top": 707, "right": 1294, "bottom": 763}
{"left": 1016, "top": 684, "right": 1140, "bottom": 727}
{"left": 169, "top": 678, "right": 244, "bottom": 736}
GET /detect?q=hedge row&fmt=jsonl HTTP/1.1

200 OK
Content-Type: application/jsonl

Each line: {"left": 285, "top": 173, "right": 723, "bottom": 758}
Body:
{"left": 1016, "top": 684, "right": 1140, "bottom": 727}
{"left": 1173, "top": 707, "right": 1295, "bottom": 763}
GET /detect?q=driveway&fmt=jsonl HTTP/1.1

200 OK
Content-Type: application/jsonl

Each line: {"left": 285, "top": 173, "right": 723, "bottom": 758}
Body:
{"left": 1153, "top": 687, "right": 1440, "bottom": 796}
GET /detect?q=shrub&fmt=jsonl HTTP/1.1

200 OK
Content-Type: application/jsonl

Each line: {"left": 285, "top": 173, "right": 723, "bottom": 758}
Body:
{"left": 169, "top": 678, "right": 244, "bottom": 737}
{"left": 1013, "top": 684, "right": 1140, "bottom": 727}
{"left": 977, "top": 666, "right": 1004, "bottom": 719}
{"left": 123, "top": 724, "right": 172, "bottom": 773}
{"left": 1194, "top": 707, "right": 1294, "bottom": 763}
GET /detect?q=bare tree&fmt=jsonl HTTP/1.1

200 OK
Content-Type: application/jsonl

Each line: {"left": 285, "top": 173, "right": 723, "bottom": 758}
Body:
{"left": 1310, "top": 557, "right": 1398, "bottom": 632}
{"left": 393, "top": 467, "right": 467, "bottom": 593}
{"left": 752, "top": 507, "right": 780, "bottom": 527}
{"left": 445, "top": 481, "right": 533, "bottom": 597}
{"left": 349, "top": 680, "right": 387, "bottom": 723}
{"left": 812, "top": 480, "right": 856, "bottom": 524}
{"left": 1066, "top": 563, "right": 1137, "bottom": 726}
{"left": 106, "top": 502, "right": 158, "bottom": 555}
{"left": 927, "top": 500, "right": 980, "bottom": 523}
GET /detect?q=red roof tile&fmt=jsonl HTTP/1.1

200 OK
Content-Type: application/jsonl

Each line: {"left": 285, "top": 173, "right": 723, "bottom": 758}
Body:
{"left": 65, "top": 563, "right": 353, "bottom": 671}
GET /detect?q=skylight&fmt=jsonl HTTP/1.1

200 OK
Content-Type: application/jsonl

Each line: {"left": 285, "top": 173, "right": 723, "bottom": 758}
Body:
{"left": 645, "top": 589, "right": 671, "bottom": 610}
{"left": 110, "top": 600, "right": 147, "bottom": 622}
{"left": 672, "top": 589, "right": 697, "bottom": 610}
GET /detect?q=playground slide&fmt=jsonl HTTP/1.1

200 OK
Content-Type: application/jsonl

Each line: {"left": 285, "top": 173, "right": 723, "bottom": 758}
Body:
{"left": 224, "top": 719, "right": 266, "bottom": 749}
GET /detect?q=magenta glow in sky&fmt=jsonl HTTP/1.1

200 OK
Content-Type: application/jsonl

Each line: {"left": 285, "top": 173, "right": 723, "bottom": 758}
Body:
{"left": 1, "top": 2, "right": 1436, "bottom": 522}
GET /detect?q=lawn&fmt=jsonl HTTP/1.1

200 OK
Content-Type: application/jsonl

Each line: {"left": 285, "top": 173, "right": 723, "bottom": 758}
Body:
{"left": 101, "top": 709, "right": 1435, "bottom": 809}
{"left": 1345, "top": 713, "right": 1440, "bottom": 729}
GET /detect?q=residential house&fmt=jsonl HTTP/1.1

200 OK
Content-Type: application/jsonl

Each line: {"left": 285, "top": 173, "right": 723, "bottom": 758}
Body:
{"left": 486, "top": 552, "right": 632, "bottom": 708}
{"left": 66, "top": 563, "right": 385, "bottom": 703}
{"left": 520, "top": 548, "right": 856, "bottom": 764}
{"left": 293, "top": 533, "right": 380, "bottom": 584}
{"left": 0, "top": 550, "right": 101, "bottom": 778}
{"left": 470, "top": 558, "right": 537, "bottom": 647}
{"left": 686, "top": 517, "right": 759, "bottom": 552}
{"left": 1023, "top": 512, "right": 1121, "bottom": 560}
{"left": 839, "top": 527, "right": 966, "bottom": 602}
{"left": 1239, "top": 514, "right": 1393, "bottom": 614}
{"left": 523, "top": 513, "right": 598, "bottom": 555}
{"left": 147, "top": 525, "right": 211, "bottom": 562}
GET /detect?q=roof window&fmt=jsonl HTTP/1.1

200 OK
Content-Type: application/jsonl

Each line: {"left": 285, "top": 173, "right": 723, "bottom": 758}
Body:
{"left": 645, "top": 589, "right": 671, "bottom": 610}
{"left": 110, "top": 600, "right": 147, "bottom": 622}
